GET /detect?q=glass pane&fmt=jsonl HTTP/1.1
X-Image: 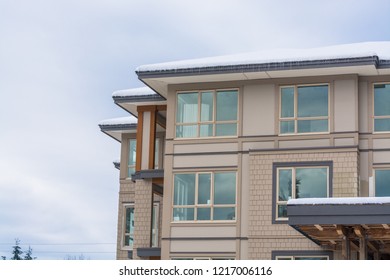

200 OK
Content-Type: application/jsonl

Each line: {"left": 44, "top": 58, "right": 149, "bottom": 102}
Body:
{"left": 154, "top": 139, "right": 159, "bottom": 169}
{"left": 198, "top": 173, "right": 211, "bottom": 204}
{"left": 125, "top": 207, "right": 134, "bottom": 234}
{"left": 200, "top": 124, "right": 213, "bottom": 137}
{"left": 128, "top": 139, "right": 136, "bottom": 166}
{"left": 375, "top": 170, "right": 390, "bottom": 197}
{"left": 128, "top": 167, "right": 135, "bottom": 177}
{"left": 374, "top": 84, "right": 390, "bottom": 116}
{"left": 297, "top": 119, "right": 328, "bottom": 133}
{"left": 215, "top": 123, "right": 237, "bottom": 136}
{"left": 152, "top": 204, "right": 158, "bottom": 247}
{"left": 297, "top": 85, "right": 328, "bottom": 117}
{"left": 177, "top": 93, "right": 198, "bottom": 123}
{"left": 214, "top": 172, "right": 236, "bottom": 205}
{"left": 278, "top": 169, "right": 292, "bottom": 201}
{"left": 280, "top": 120, "right": 295, "bottom": 134}
{"left": 174, "top": 174, "right": 195, "bottom": 205}
{"left": 281, "top": 87, "right": 294, "bottom": 118}
{"left": 214, "top": 207, "right": 235, "bottom": 220}
{"left": 216, "top": 90, "right": 238, "bottom": 121}
{"left": 201, "top": 91, "right": 213, "bottom": 122}
{"left": 176, "top": 125, "right": 197, "bottom": 138}
{"left": 197, "top": 208, "right": 211, "bottom": 220}
{"left": 374, "top": 118, "right": 390, "bottom": 132}
{"left": 173, "top": 208, "right": 194, "bottom": 221}
{"left": 296, "top": 168, "right": 327, "bottom": 198}
{"left": 278, "top": 205, "right": 287, "bottom": 218}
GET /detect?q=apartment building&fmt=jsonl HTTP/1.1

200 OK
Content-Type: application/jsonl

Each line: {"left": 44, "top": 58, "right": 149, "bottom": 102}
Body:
{"left": 100, "top": 42, "right": 390, "bottom": 260}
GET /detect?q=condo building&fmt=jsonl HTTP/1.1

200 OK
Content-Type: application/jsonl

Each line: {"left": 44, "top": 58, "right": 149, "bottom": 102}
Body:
{"left": 99, "top": 42, "right": 390, "bottom": 260}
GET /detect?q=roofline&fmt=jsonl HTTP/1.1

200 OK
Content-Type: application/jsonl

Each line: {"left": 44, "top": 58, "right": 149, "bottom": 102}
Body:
{"left": 136, "top": 56, "right": 385, "bottom": 79}
{"left": 112, "top": 94, "right": 166, "bottom": 104}
{"left": 98, "top": 123, "right": 137, "bottom": 132}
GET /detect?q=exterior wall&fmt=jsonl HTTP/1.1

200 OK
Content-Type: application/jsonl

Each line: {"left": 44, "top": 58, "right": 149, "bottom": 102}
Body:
{"left": 115, "top": 74, "right": 390, "bottom": 259}
{"left": 248, "top": 149, "right": 359, "bottom": 259}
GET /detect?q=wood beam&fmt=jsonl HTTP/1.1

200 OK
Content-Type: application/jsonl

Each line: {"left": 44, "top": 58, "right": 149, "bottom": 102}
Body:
{"left": 382, "top": 224, "right": 390, "bottom": 229}
{"left": 315, "top": 224, "right": 324, "bottom": 231}
{"left": 135, "top": 111, "right": 144, "bottom": 172}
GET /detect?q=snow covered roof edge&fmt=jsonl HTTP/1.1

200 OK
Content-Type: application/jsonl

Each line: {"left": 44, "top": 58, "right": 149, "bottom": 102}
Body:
{"left": 288, "top": 197, "right": 390, "bottom": 205}
{"left": 136, "top": 41, "right": 390, "bottom": 74}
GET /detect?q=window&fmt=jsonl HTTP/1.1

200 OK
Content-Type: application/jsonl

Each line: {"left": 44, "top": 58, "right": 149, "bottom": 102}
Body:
{"left": 123, "top": 205, "right": 135, "bottom": 248}
{"left": 274, "top": 163, "right": 331, "bottom": 221}
{"left": 123, "top": 203, "right": 159, "bottom": 249}
{"left": 280, "top": 85, "right": 329, "bottom": 134}
{"left": 176, "top": 89, "right": 238, "bottom": 138}
{"left": 173, "top": 172, "right": 236, "bottom": 221}
{"left": 128, "top": 139, "right": 136, "bottom": 176}
{"left": 272, "top": 250, "right": 332, "bottom": 260}
{"left": 374, "top": 169, "right": 390, "bottom": 196}
{"left": 374, "top": 84, "right": 390, "bottom": 132}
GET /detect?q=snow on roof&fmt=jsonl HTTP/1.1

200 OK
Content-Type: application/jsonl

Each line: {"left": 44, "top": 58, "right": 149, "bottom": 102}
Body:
{"left": 112, "top": 87, "right": 156, "bottom": 98}
{"left": 137, "top": 41, "right": 390, "bottom": 72}
{"left": 98, "top": 116, "right": 137, "bottom": 126}
{"left": 287, "top": 197, "right": 390, "bottom": 206}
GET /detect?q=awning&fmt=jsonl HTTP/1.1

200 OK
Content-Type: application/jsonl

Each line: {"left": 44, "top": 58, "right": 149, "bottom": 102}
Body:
{"left": 287, "top": 197, "right": 390, "bottom": 259}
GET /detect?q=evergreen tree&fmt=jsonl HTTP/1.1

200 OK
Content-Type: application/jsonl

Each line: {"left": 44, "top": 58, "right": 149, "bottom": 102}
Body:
{"left": 11, "top": 239, "right": 23, "bottom": 260}
{"left": 24, "top": 246, "right": 35, "bottom": 260}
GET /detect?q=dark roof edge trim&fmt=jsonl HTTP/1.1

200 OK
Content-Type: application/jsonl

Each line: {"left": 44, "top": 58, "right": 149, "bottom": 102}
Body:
{"left": 136, "top": 56, "right": 381, "bottom": 79}
{"left": 113, "top": 94, "right": 166, "bottom": 103}
{"left": 98, "top": 123, "right": 137, "bottom": 132}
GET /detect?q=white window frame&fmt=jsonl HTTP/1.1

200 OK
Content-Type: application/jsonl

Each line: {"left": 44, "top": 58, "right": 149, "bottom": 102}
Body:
{"left": 172, "top": 171, "right": 237, "bottom": 222}
{"left": 279, "top": 84, "right": 330, "bottom": 135}
{"left": 276, "top": 166, "right": 330, "bottom": 221}
{"left": 175, "top": 88, "right": 239, "bottom": 139}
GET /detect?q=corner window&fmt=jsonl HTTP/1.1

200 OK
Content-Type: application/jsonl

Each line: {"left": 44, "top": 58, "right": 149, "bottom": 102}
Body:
{"left": 176, "top": 89, "right": 238, "bottom": 138}
{"left": 128, "top": 139, "right": 136, "bottom": 176}
{"left": 374, "top": 84, "right": 390, "bottom": 132}
{"left": 274, "top": 162, "right": 331, "bottom": 221}
{"left": 173, "top": 172, "right": 236, "bottom": 221}
{"left": 374, "top": 169, "right": 390, "bottom": 196}
{"left": 123, "top": 205, "right": 135, "bottom": 248}
{"left": 280, "top": 85, "right": 329, "bottom": 134}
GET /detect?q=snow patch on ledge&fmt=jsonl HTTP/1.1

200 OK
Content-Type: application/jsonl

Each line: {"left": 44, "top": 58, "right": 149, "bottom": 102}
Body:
{"left": 112, "top": 87, "right": 156, "bottom": 97}
{"left": 99, "top": 116, "right": 137, "bottom": 126}
{"left": 287, "top": 197, "right": 390, "bottom": 205}
{"left": 137, "top": 41, "right": 390, "bottom": 72}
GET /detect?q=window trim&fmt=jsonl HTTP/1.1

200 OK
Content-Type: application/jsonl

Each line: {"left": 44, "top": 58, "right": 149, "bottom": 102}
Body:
{"left": 175, "top": 88, "right": 239, "bottom": 139}
{"left": 272, "top": 250, "right": 333, "bottom": 260}
{"left": 373, "top": 168, "right": 390, "bottom": 197}
{"left": 272, "top": 161, "right": 333, "bottom": 224}
{"left": 172, "top": 171, "right": 237, "bottom": 223}
{"left": 279, "top": 84, "right": 330, "bottom": 135}
{"left": 373, "top": 82, "right": 390, "bottom": 133}
{"left": 122, "top": 203, "right": 135, "bottom": 250}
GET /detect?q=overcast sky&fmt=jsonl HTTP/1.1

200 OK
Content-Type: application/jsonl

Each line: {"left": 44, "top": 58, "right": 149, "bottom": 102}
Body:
{"left": 1, "top": 0, "right": 389, "bottom": 260}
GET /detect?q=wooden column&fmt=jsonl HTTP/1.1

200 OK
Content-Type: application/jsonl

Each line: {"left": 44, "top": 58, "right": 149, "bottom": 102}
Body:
{"left": 135, "top": 110, "right": 144, "bottom": 172}
{"left": 354, "top": 226, "right": 367, "bottom": 260}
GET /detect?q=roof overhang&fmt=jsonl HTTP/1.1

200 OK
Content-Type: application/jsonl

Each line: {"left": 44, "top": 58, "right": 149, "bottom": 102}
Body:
{"left": 137, "top": 56, "right": 390, "bottom": 98}
{"left": 287, "top": 197, "right": 390, "bottom": 254}
{"left": 99, "top": 123, "right": 137, "bottom": 142}
{"left": 113, "top": 94, "right": 167, "bottom": 117}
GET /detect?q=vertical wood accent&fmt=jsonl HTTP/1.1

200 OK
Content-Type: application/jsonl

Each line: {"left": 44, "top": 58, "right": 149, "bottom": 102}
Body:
{"left": 359, "top": 236, "right": 367, "bottom": 260}
{"left": 149, "top": 107, "right": 157, "bottom": 170}
{"left": 136, "top": 111, "right": 144, "bottom": 172}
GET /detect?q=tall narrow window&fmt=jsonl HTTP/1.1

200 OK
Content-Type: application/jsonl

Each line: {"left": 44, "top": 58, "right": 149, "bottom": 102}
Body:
{"left": 128, "top": 139, "right": 136, "bottom": 176}
{"left": 280, "top": 85, "right": 329, "bottom": 134}
{"left": 374, "top": 84, "right": 390, "bottom": 132}
{"left": 151, "top": 202, "right": 159, "bottom": 247}
{"left": 176, "top": 89, "right": 238, "bottom": 138}
{"left": 276, "top": 166, "right": 329, "bottom": 220}
{"left": 173, "top": 172, "right": 236, "bottom": 221}
{"left": 123, "top": 205, "right": 135, "bottom": 248}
